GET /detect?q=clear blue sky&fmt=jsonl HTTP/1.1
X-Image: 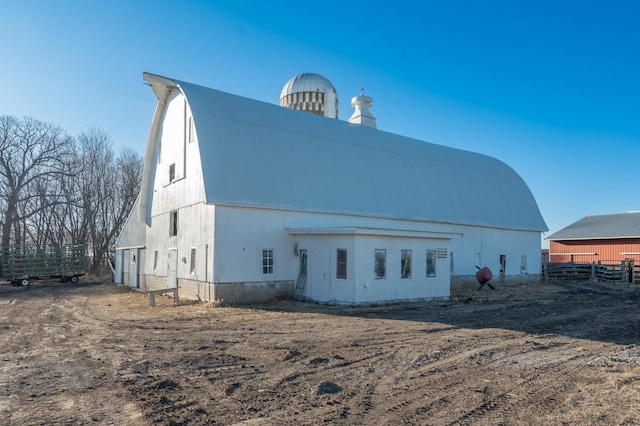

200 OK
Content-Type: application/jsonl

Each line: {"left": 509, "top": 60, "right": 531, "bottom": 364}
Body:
{"left": 2, "top": 1, "right": 639, "bottom": 246}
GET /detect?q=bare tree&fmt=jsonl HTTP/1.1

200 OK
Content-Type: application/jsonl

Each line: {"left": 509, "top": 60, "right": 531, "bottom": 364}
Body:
{"left": 24, "top": 145, "right": 81, "bottom": 246}
{"left": 0, "top": 116, "right": 74, "bottom": 249}
{"left": 0, "top": 116, "right": 142, "bottom": 275}
{"left": 75, "top": 129, "right": 142, "bottom": 270}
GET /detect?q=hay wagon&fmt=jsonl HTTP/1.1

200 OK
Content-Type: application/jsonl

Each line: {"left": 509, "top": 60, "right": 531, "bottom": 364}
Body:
{"left": 1, "top": 244, "right": 86, "bottom": 286}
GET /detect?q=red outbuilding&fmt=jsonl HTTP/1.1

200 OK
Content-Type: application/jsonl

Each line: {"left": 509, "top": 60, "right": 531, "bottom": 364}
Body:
{"left": 546, "top": 212, "right": 640, "bottom": 264}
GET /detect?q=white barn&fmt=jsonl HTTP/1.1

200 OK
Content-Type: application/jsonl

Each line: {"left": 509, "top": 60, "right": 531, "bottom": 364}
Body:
{"left": 114, "top": 72, "right": 547, "bottom": 304}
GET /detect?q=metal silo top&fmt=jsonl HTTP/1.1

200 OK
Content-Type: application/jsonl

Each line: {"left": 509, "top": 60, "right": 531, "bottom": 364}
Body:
{"left": 280, "top": 73, "right": 336, "bottom": 99}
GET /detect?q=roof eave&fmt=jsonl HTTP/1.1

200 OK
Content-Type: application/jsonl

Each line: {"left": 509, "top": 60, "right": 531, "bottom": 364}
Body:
{"left": 547, "top": 235, "right": 640, "bottom": 241}
{"left": 143, "top": 72, "right": 178, "bottom": 105}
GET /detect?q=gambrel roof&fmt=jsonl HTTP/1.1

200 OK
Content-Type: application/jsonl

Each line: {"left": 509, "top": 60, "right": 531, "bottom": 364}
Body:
{"left": 546, "top": 212, "right": 640, "bottom": 240}
{"left": 143, "top": 72, "right": 547, "bottom": 232}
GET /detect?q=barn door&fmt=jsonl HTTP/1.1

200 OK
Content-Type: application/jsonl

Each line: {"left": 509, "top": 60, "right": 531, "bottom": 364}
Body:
{"left": 309, "top": 245, "right": 330, "bottom": 302}
{"left": 128, "top": 249, "right": 139, "bottom": 288}
{"left": 167, "top": 249, "right": 178, "bottom": 288}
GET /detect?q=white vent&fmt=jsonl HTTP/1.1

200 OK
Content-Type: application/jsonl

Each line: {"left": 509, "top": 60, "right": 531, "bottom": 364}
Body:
{"left": 437, "top": 248, "right": 448, "bottom": 259}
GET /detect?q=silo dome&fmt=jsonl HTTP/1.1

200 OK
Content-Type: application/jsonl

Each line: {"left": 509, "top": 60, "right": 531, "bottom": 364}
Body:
{"left": 280, "top": 73, "right": 338, "bottom": 118}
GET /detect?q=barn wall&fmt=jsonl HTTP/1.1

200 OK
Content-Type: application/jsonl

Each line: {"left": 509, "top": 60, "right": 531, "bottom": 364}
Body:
{"left": 353, "top": 235, "right": 450, "bottom": 303}
{"left": 120, "top": 202, "right": 540, "bottom": 302}
{"left": 292, "top": 234, "right": 356, "bottom": 304}
{"left": 137, "top": 202, "right": 215, "bottom": 303}
{"left": 150, "top": 89, "right": 206, "bottom": 216}
{"left": 134, "top": 88, "right": 215, "bottom": 299}
{"left": 549, "top": 239, "right": 640, "bottom": 264}
{"left": 212, "top": 205, "right": 540, "bottom": 302}
{"left": 448, "top": 227, "right": 541, "bottom": 288}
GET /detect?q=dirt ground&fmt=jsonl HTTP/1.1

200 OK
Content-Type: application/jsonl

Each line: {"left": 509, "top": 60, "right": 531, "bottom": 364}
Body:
{"left": 2, "top": 279, "right": 640, "bottom": 425}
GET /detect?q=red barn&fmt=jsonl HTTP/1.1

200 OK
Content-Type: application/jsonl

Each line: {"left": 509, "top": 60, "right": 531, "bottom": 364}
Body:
{"left": 547, "top": 212, "right": 640, "bottom": 264}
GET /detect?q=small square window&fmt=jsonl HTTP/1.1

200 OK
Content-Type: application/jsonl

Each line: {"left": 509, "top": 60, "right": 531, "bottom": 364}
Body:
{"left": 262, "top": 249, "right": 274, "bottom": 274}
{"left": 336, "top": 249, "right": 347, "bottom": 279}
{"left": 401, "top": 250, "right": 412, "bottom": 279}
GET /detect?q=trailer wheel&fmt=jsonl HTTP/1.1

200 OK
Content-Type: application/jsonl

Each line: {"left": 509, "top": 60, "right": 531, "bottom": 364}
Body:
{"left": 20, "top": 279, "right": 30, "bottom": 286}
{"left": 71, "top": 276, "right": 79, "bottom": 283}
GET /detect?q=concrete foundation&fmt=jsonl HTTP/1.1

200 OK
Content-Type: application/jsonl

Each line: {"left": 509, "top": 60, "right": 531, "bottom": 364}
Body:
{"left": 212, "top": 280, "right": 294, "bottom": 304}
{"left": 130, "top": 275, "right": 294, "bottom": 304}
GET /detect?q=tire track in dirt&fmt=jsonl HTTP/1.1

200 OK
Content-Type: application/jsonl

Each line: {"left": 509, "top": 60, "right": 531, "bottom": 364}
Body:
{"left": 5, "top": 280, "right": 640, "bottom": 424}
{"left": 348, "top": 330, "right": 582, "bottom": 424}
{"left": 443, "top": 348, "right": 605, "bottom": 425}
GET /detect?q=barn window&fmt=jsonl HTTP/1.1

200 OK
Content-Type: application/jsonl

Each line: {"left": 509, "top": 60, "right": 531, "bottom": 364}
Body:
{"left": 336, "top": 249, "right": 347, "bottom": 279}
{"left": 401, "top": 250, "right": 412, "bottom": 279}
{"left": 190, "top": 248, "right": 196, "bottom": 274}
{"left": 187, "top": 116, "right": 195, "bottom": 143}
{"left": 169, "top": 163, "right": 176, "bottom": 182}
{"left": 426, "top": 250, "right": 436, "bottom": 277}
{"left": 169, "top": 210, "right": 178, "bottom": 236}
{"left": 153, "top": 250, "right": 158, "bottom": 272}
{"left": 521, "top": 255, "right": 527, "bottom": 274}
{"left": 374, "top": 249, "right": 386, "bottom": 279}
{"left": 262, "top": 249, "right": 274, "bottom": 274}
{"left": 500, "top": 254, "right": 506, "bottom": 274}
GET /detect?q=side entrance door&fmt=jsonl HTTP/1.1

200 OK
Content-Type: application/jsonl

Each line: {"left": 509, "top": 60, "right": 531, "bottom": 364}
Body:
{"left": 167, "top": 248, "right": 178, "bottom": 288}
{"left": 128, "top": 249, "right": 139, "bottom": 288}
{"left": 309, "top": 245, "right": 331, "bottom": 302}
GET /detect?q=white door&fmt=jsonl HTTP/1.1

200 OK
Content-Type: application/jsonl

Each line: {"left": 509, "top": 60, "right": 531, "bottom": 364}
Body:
{"left": 128, "top": 249, "right": 139, "bottom": 288}
{"left": 167, "top": 249, "right": 178, "bottom": 288}
{"left": 308, "top": 245, "right": 331, "bottom": 302}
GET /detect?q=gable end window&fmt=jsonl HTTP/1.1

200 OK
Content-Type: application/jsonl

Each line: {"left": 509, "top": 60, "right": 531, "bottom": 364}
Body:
{"left": 169, "top": 163, "right": 176, "bottom": 182}
{"left": 169, "top": 210, "right": 178, "bottom": 236}
{"left": 262, "top": 249, "right": 274, "bottom": 274}
{"left": 336, "top": 249, "right": 347, "bottom": 279}
{"left": 188, "top": 116, "right": 195, "bottom": 143}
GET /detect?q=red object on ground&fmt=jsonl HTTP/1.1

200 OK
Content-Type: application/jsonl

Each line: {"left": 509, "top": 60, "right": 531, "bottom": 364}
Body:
{"left": 476, "top": 267, "right": 493, "bottom": 284}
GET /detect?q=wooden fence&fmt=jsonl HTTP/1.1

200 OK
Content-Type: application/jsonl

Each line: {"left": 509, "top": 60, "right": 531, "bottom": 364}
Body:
{"left": 543, "top": 261, "right": 634, "bottom": 284}
{"left": 544, "top": 262, "right": 593, "bottom": 281}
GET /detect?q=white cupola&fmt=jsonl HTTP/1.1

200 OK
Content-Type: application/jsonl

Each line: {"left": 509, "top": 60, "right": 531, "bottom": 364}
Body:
{"left": 348, "top": 88, "right": 376, "bottom": 129}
